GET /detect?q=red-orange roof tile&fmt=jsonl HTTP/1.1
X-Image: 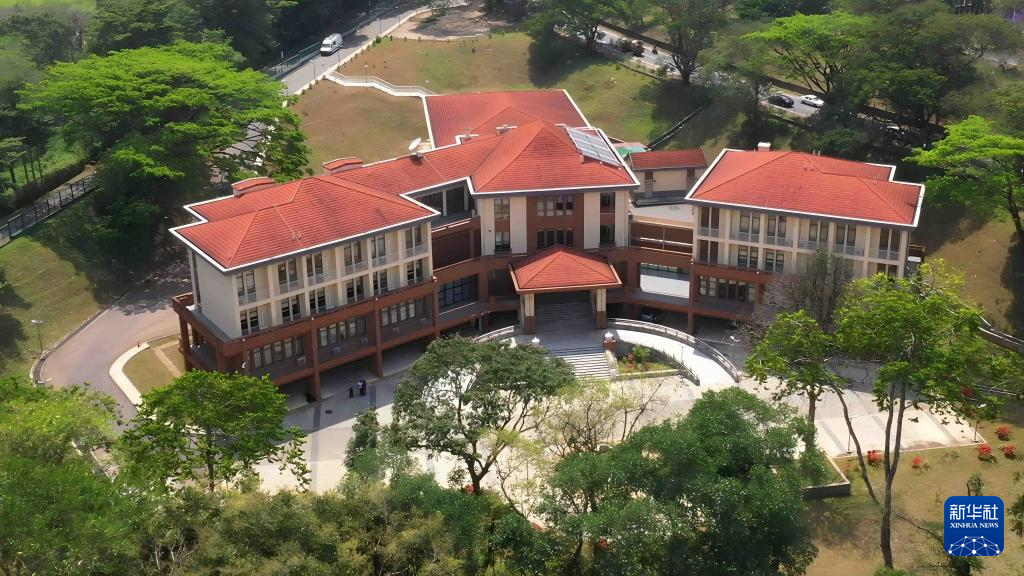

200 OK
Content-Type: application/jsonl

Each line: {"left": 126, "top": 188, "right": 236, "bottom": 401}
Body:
{"left": 687, "top": 150, "right": 923, "bottom": 226}
{"left": 174, "top": 176, "right": 435, "bottom": 270}
{"left": 510, "top": 246, "right": 622, "bottom": 293}
{"left": 426, "top": 90, "right": 589, "bottom": 146}
{"left": 629, "top": 149, "right": 707, "bottom": 170}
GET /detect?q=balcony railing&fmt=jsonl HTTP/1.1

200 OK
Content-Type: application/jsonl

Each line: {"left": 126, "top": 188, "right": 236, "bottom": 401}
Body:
{"left": 237, "top": 288, "right": 270, "bottom": 306}
{"left": 729, "top": 230, "right": 759, "bottom": 243}
{"left": 697, "top": 226, "right": 720, "bottom": 238}
{"left": 798, "top": 240, "right": 824, "bottom": 251}
{"left": 404, "top": 243, "right": 428, "bottom": 258}
{"left": 874, "top": 248, "right": 901, "bottom": 261}
{"left": 278, "top": 278, "right": 303, "bottom": 294}
{"left": 306, "top": 268, "right": 337, "bottom": 286}
{"left": 371, "top": 253, "right": 393, "bottom": 267}
{"left": 765, "top": 235, "right": 792, "bottom": 247}
{"left": 835, "top": 244, "right": 865, "bottom": 257}
{"left": 343, "top": 260, "right": 367, "bottom": 276}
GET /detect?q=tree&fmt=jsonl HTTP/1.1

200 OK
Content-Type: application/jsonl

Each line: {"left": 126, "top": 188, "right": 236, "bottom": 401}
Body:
{"left": 736, "top": 0, "right": 831, "bottom": 19}
{"left": 744, "top": 12, "right": 874, "bottom": 98}
{"left": 835, "top": 263, "right": 1009, "bottom": 569}
{"left": 185, "top": 0, "right": 293, "bottom": 66}
{"left": 0, "top": 9, "right": 80, "bottom": 65}
{"left": 755, "top": 248, "right": 853, "bottom": 329}
{"left": 529, "top": 0, "right": 628, "bottom": 55}
{"left": 344, "top": 408, "right": 411, "bottom": 481}
{"left": 118, "top": 370, "right": 309, "bottom": 492}
{"left": 908, "top": 115, "right": 1024, "bottom": 240}
{"left": 89, "top": 0, "right": 197, "bottom": 54}
{"left": 659, "top": 0, "right": 727, "bottom": 84}
{"left": 392, "top": 336, "right": 575, "bottom": 494}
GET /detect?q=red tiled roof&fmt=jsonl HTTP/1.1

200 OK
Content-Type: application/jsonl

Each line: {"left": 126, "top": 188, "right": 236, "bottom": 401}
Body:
{"left": 323, "top": 157, "right": 363, "bottom": 171}
{"left": 510, "top": 246, "right": 622, "bottom": 293}
{"left": 174, "top": 176, "right": 435, "bottom": 270}
{"left": 333, "top": 120, "right": 635, "bottom": 194}
{"left": 629, "top": 149, "right": 707, "bottom": 170}
{"left": 686, "top": 150, "right": 923, "bottom": 226}
{"left": 425, "top": 90, "right": 589, "bottom": 146}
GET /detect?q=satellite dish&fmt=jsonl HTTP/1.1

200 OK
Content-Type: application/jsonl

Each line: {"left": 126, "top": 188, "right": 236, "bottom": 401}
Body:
{"left": 408, "top": 137, "right": 422, "bottom": 152}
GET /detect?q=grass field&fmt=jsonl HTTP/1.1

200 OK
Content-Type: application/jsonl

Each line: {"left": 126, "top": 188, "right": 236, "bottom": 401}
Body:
{"left": 0, "top": 0, "right": 92, "bottom": 9}
{"left": 807, "top": 406, "right": 1024, "bottom": 576}
{"left": 338, "top": 33, "right": 702, "bottom": 144}
{"left": 123, "top": 335, "right": 183, "bottom": 395}
{"left": 293, "top": 82, "right": 428, "bottom": 169}
{"left": 0, "top": 196, "right": 127, "bottom": 379}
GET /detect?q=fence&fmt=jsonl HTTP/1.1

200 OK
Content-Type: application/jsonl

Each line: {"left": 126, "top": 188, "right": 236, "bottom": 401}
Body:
{"left": 326, "top": 71, "right": 436, "bottom": 97}
{"left": 608, "top": 318, "right": 742, "bottom": 382}
{"left": 263, "top": 42, "right": 323, "bottom": 80}
{"left": 0, "top": 174, "right": 96, "bottom": 248}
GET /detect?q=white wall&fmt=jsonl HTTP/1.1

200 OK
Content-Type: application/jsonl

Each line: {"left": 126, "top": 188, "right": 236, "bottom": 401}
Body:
{"left": 615, "top": 190, "right": 629, "bottom": 246}
{"left": 510, "top": 196, "right": 528, "bottom": 253}
{"left": 194, "top": 252, "right": 241, "bottom": 339}
{"left": 479, "top": 197, "right": 496, "bottom": 256}
{"left": 582, "top": 192, "right": 600, "bottom": 249}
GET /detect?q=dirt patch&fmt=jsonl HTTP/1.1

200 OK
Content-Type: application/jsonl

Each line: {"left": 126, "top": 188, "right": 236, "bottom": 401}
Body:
{"left": 392, "top": 1, "right": 516, "bottom": 40}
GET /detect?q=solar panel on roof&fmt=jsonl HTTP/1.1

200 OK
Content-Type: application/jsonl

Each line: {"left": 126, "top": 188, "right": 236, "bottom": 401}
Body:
{"left": 566, "top": 127, "right": 621, "bottom": 167}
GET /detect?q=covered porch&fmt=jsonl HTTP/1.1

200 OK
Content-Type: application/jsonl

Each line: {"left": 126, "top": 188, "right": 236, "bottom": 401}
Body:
{"left": 509, "top": 245, "right": 623, "bottom": 334}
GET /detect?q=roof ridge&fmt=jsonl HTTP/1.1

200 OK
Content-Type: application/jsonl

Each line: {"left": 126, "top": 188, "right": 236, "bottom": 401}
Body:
{"left": 694, "top": 150, "right": 789, "bottom": 196}
{"left": 856, "top": 177, "right": 907, "bottom": 222}
{"left": 471, "top": 121, "right": 550, "bottom": 190}
{"left": 224, "top": 212, "right": 260, "bottom": 267}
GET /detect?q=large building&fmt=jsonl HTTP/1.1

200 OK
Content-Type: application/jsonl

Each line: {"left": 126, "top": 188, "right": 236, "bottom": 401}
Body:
{"left": 170, "top": 90, "right": 925, "bottom": 399}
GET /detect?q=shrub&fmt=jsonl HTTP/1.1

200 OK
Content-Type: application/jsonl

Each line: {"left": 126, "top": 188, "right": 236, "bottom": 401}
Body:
{"left": 977, "top": 443, "right": 995, "bottom": 462}
{"left": 996, "top": 425, "right": 1013, "bottom": 441}
{"left": 912, "top": 455, "right": 924, "bottom": 469}
{"left": 1004, "top": 445, "right": 1016, "bottom": 459}
{"left": 867, "top": 449, "right": 882, "bottom": 466}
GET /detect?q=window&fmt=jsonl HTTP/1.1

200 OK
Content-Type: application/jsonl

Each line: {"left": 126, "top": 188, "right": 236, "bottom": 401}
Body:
{"left": 699, "top": 276, "right": 755, "bottom": 302}
{"left": 239, "top": 308, "right": 260, "bottom": 335}
{"left": 739, "top": 212, "right": 761, "bottom": 235}
{"left": 737, "top": 246, "right": 758, "bottom": 269}
{"left": 835, "top": 223, "right": 857, "bottom": 247}
{"left": 644, "top": 170, "right": 654, "bottom": 182}
{"left": 279, "top": 295, "right": 300, "bottom": 323}
{"left": 875, "top": 263, "right": 899, "bottom": 277}
{"left": 345, "top": 277, "right": 365, "bottom": 302}
{"left": 537, "top": 195, "right": 574, "bottom": 216}
{"left": 699, "top": 206, "right": 720, "bottom": 230}
{"left": 494, "top": 231, "right": 510, "bottom": 253}
{"left": 373, "top": 270, "right": 389, "bottom": 294}
{"left": 371, "top": 234, "right": 387, "bottom": 262}
{"left": 439, "top": 276, "right": 477, "bottom": 310}
{"left": 236, "top": 270, "right": 256, "bottom": 298}
{"left": 494, "top": 197, "right": 510, "bottom": 221}
{"left": 537, "top": 228, "right": 574, "bottom": 249}
{"left": 319, "top": 317, "right": 367, "bottom": 347}
{"left": 599, "top": 224, "right": 615, "bottom": 246}
{"left": 808, "top": 220, "right": 829, "bottom": 243}
{"left": 277, "top": 259, "right": 299, "bottom": 289}
{"left": 698, "top": 240, "right": 719, "bottom": 264}
{"left": 305, "top": 252, "right": 325, "bottom": 280}
{"left": 381, "top": 298, "right": 425, "bottom": 327}
{"left": 764, "top": 250, "right": 785, "bottom": 273}
{"left": 878, "top": 229, "right": 901, "bottom": 256}
{"left": 767, "top": 215, "right": 787, "bottom": 238}
{"left": 405, "top": 226, "right": 423, "bottom": 252}
{"left": 600, "top": 192, "right": 616, "bottom": 213}
{"left": 308, "top": 288, "right": 327, "bottom": 314}
{"left": 343, "top": 242, "right": 363, "bottom": 268}
{"left": 406, "top": 259, "right": 424, "bottom": 284}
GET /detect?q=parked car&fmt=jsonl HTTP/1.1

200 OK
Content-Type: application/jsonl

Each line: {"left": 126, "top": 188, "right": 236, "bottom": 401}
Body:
{"left": 767, "top": 93, "right": 795, "bottom": 108}
{"left": 639, "top": 308, "right": 663, "bottom": 323}
{"left": 619, "top": 38, "right": 645, "bottom": 56}
{"left": 320, "top": 33, "right": 343, "bottom": 56}
{"left": 799, "top": 94, "right": 825, "bottom": 108}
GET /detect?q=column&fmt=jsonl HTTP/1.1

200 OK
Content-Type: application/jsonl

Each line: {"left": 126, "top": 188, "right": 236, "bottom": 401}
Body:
{"left": 521, "top": 293, "right": 535, "bottom": 334}
{"left": 179, "top": 317, "right": 193, "bottom": 370}
{"left": 307, "top": 324, "right": 321, "bottom": 402}
{"left": 594, "top": 288, "right": 607, "bottom": 329}
{"left": 371, "top": 299, "right": 384, "bottom": 377}
{"left": 432, "top": 278, "right": 441, "bottom": 338}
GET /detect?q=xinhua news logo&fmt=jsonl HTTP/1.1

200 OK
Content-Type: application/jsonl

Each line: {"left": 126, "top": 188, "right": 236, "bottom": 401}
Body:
{"left": 944, "top": 496, "right": 1004, "bottom": 557}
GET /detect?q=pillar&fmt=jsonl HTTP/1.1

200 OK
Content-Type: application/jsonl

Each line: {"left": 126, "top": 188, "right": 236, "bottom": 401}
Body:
{"left": 306, "top": 324, "right": 321, "bottom": 402}
{"left": 687, "top": 312, "right": 695, "bottom": 334}
{"left": 179, "top": 317, "right": 193, "bottom": 370}
{"left": 594, "top": 288, "right": 607, "bottom": 329}
{"left": 372, "top": 299, "right": 384, "bottom": 378}
{"left": 521, "top": 293, "right": 535, "bottom": 334}
{"left": 431, "top": 278, "right": 441, "bottom": 338}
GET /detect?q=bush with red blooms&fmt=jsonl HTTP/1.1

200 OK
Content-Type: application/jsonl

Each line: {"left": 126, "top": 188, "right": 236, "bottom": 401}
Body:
{"left": 961, "top": 386, "right": 974, "bottom": 398}
{"left": 977, "top": 443, "right": 995, "bottom": 462}
{"left": 867, "top": 449, "right": 882, "bottom": 466}
{"left": 912, "top": 455, "right": 924, "bottom": 469}
{"left": 1003, "top": 445, "right": 1016, "bottom": 459}
{"left": 996, "top": 425, "right": 1013, "bottom": 441}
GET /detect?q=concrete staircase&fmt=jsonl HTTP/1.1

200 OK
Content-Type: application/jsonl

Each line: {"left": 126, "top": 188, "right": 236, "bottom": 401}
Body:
{"left": 548, "top": 346, "right": 611, "bottom": 379}
{"left": 534, "top": 301, "right": 610, "bottom": 379}
{"left": 535, "top": 301, "right": 594, "bottom": 334}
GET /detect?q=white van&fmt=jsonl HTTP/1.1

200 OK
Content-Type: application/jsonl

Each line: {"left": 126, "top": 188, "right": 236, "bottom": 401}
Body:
{"left": 320, "top": 33, "right": 343, "bottom": 55}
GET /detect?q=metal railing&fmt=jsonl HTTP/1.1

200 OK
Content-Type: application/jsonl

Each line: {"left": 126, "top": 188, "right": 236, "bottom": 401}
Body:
{"left": 765, "top": 235, "right": 792, "bottom": 247}
{"left": 307, "top": 268, "right": 337, "bottom": 286}
{"left": 343, "top": 260, "right": 368, "bottom": 276}
{"left": 798, "top": 240, "right": 824, "bottom": 250}
{"left": 1, "top": 174, "right": 96, "bottom": 249}
{"left": 729, "top": 230, "right": 758, "bottom": 243}
{"left": 697, "top": 226, "right": 720, "bottom": 238}
{"left": 874, "top": 248, "right": 900, "bottom": 261}
{"left": 278, "top": 279, "right": 304, "bottom": 294}
{"left": 263, "top": 42, "right": 322, "bottom": 80}
{"left": 608, "top": 318, "right": 742, "bottom": 382}
{"left": 474, "top": 325, "right": 516, "bottom": 342}
{"left": 835, "top": 244, "right": 865, "bottom": 257}
{"left": 404, "top": 243, "right": 428, "bottom": 258}
{"left": 238, "top": 289, "right": 270, "bottom": 306}
{"left": 327, "top": 71, "right": 437, "bottom": 97}
{"left": 371, "top": 253, "right": 392, "bottom": 267}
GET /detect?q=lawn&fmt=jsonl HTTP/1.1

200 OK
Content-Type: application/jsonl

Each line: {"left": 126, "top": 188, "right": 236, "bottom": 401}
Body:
{"left": 807, "top": 405, "right": 1024, "bottom": 576}
{"left": 123, "top": 335, "right": 183, "bottom": 395}
{"left": 293, "top": 82, "right": 428, "bottom": 170}
{"left": 0, "top": 196, "right": 128, "bottom": 379}
{"left": 338, "top": 33, "right": 703, "bottom": 144}
{"left": 0, "top": 0, "right": 92, "bottom": 9}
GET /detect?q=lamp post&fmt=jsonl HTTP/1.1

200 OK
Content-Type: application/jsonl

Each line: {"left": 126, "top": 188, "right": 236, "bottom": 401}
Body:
{"left": 364, "top": 63, "right": 368, "bottom": 87}
{"left": 30, "top": 319, "right": 44, "bottom": 356}
{"left": 530, "top": 336, "right": 541, "bottom": 347}
{"left": 378, "top": 17, "right": 382, "bottom": 38}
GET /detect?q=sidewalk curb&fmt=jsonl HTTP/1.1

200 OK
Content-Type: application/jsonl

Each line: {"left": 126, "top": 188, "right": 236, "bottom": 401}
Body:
{"left": 109, "top": 343, "right": 148, "bottom": 406}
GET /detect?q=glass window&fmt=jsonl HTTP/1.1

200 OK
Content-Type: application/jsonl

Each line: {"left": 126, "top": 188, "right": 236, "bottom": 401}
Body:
{"left": 239, "top": 308, "right": 260, "bottom": 335}
{"left": 495, "top": 231, "right": 510, "bottom": 253}
{"left": 277, "top": 260, "right": 299, "bottom": 287}
{"left": 236, "top": 270, "right": 256, "bottom": 297}
{"left": 600, "top": 192, "right": 615, "bottom": 213}
{"left": 405, "top": 226, "right": 423, "bottom": 250}
{"left": 305, "top": 252, "right": 324, "bottom": 278}
{"left": 599, "top": 224, "right": 615, "bottom": 245}
{"left": 308, "top": 288, "right": 327, "bottom": 313}
{"left": 494, "top": 198, "right": 510, "bottom": 221}
{"left": 406, "top": 259, "right": 424, "bottom": 284}
{"left": 346, "top": 277, "right": 365, "bottom": 302}
{"left": 373, "top": 270, "right": 389, "bottom": 294}
{"left": 439, "top": 276, "right": 477, "bottom": 310}
{"left": 344, "top": 242, "right": 363, "bottom": 267}
{"left": 280, "top": 296, "right": 300, "bottom": 322}
{"left": 767, "top": 215, "right": 786, "bottom": 238}
{"left": 372, "top": 234, "right": 387, "bottom": 260}
{"left": 808, "top": 220, "right": 829, "bottom": 243}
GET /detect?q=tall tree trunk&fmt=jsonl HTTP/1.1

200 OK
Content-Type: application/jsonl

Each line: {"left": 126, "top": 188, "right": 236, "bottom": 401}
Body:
{"left": 1007, "top": 184, "right": 1022, "bottom": 240}
{"left": 880, "top": 382, "right": 908, "bottom": 569}
{"left": 835, "top": 385, "right": 877, "bottom": 503}
{"left": 807, "top": 390, "right": 818, "bottom": 423}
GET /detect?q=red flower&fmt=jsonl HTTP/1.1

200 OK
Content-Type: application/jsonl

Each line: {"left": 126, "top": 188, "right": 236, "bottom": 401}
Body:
{"left": 596, "top": 537, "right": 609, "bottom": 550}
{"left": 977, "top": 444, "right": 994, "bottom": 461}
{"left": 867, "top": 449, "right": 882, "bottom": 466}
{"left": 996, "top": 425, "right": 1013, "bottom": 441}
{"left": 463, "top": 483, "right": 475, "bottom": 493}
{"left": 961, "top": 386, "right": 974, "bottom": 398}
{"left": 1004, "top": 445, "right": 1016, "bottom": 459}
{"left": 912, "top": 455, "right": 924, "bottom": 469}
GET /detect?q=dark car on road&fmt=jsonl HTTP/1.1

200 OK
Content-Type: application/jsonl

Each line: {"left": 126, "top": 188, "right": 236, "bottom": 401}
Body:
{"left": 767, "top": 93, "right": 794, "bottom": 108}
{"left": 639, "top": 308, "right": 663, "bottom": 323}
{"left": 619, "top": 38, "right": 645, "bottom": 56}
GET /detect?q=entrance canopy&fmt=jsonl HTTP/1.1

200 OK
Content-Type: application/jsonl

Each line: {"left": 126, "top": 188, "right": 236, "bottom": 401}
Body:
{"left": 510, "top": 245, "right": 622, "bottom": 294}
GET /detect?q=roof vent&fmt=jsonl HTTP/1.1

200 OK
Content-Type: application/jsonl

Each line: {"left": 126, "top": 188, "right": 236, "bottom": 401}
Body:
{"left": 496, "top": 124, "right": 517, "bottom": 134}
{"left": 757, "top": 142, "right": 771, "bottom": 152}
{"left": 322, "top": 157, "right": 364, "bottom": 174}
{"left": 231, "top": 176, "right": 276, "bottom": 197}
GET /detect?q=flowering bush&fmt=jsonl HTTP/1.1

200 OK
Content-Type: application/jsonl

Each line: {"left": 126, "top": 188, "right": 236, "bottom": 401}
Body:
{"left": 867, "top": 449, "right": 882, "bottom": 466}
{"left": 1004, "top": 445, "right": 1016, "bottom": 459}
{"left": 996, "top": 425, "right": 1013, "bottom": 441}
{"left": 912, "top": 455, "right": 924, "bottom": 469}
{"left": 977, "top": 443, "right": 995, "bottom": 461}
{"left": 961, "top": 386, "right": 974, "bottom": 398}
